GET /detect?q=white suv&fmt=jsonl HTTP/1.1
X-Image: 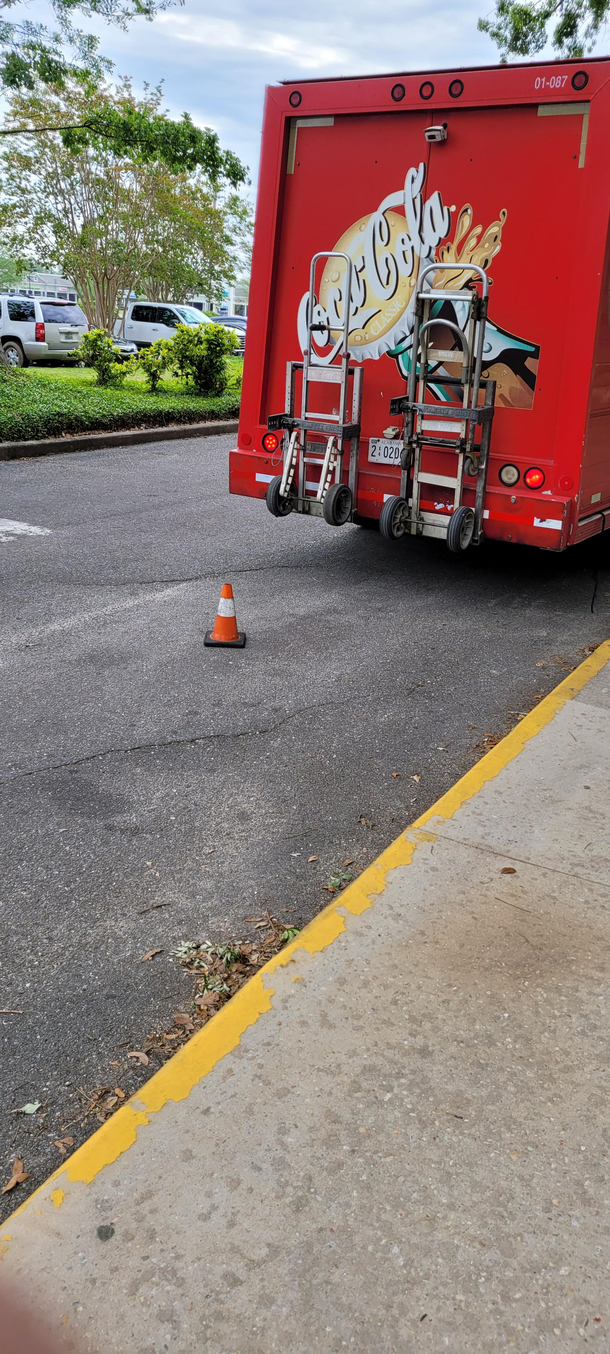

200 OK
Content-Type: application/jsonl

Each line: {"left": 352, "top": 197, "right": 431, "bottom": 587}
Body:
{"left": 117, "top": 302, "right": 244, "bottom": 353}
{"left": 0, "top": 295, "right": 89, "bottom": 366}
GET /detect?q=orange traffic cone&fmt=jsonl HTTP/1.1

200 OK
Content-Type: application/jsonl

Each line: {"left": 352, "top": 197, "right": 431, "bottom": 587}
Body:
{"left": 204, "top": 583, "right": 246, "bottom": 648}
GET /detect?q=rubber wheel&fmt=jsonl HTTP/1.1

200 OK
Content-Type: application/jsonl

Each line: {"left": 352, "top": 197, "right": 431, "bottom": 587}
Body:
{"left": 447, "top": 505, "right": 475, "bottom": 553}
{"left": 266, "top": 475, "right": 295, "bottom": 518}
{"left": 2, "top": 340, "right": 27, "bottom": 368}
{"left": 323, "top": 483, "right": 353, "bottom": 526}
{"left": 379, "top": 495, "right": 410, "bottom": 541}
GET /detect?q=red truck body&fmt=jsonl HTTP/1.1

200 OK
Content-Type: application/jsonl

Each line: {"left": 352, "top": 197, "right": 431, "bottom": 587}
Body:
{"left": 230, "top": 57, "right": 610, "bottom": 551}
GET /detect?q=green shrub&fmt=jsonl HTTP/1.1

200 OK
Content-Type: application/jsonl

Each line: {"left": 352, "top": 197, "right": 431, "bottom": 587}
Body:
{"left": 0, "top": 367, "right": 241, "bottom": 442}
{"left": 136, "top": 338, "right": 172, "bottom": 393}
{"left": 169, "top": 322, "right": 239, "bottom": 395}
{"left": 80, "top": 329, "right": 129, "bottom": 387}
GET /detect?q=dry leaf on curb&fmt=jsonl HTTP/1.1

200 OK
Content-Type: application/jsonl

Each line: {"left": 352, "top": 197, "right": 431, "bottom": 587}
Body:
{"left": 254, "top": 920, "right": 268, "bottom": 929}
{"left": 195, "top": 992, "right": 221, "bottom": 1007}
{"left": 2, "top": 1158, "right": 29, "bottom": 1193}
{"left": 244, "top": 916, "right": 265, "bottom": 923}
{"left": 140, "top": 948, "right": 163, "bottom": 963}
{"left": 342, "top": 858, "right": 354, "bottom": 867}
{"left": 100, "top": 1095, "right": 118, "bottom": 1111}
{"left": 173, "top": 1013, "right": 194, "bottom": 1029}
{"left": 411, "top": 774, "right": 421, "bottom": 783}
{"left": 127, "top": 1051, "right": 149, "bottom": 1066}
{"left": 54, "top": 1138, "right": 74, "bottom": 1155}
{"left": 114, "top": 1088, "right": 125, "bottom": 1100}
{"left": 501, "top": 867, "right": 517, "bottom": 875}
{"left": 308, "top": 855, "right": 318, "bottom": 862}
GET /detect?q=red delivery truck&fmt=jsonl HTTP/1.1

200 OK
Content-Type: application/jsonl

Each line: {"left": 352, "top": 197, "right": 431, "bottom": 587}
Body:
{"left": 230, "top": 57, "right": 610, "bottom": 553}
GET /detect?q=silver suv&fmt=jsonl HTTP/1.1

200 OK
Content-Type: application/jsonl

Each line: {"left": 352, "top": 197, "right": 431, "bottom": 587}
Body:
{"left": 0, "top": 295, "right": 89, "bottom": 366}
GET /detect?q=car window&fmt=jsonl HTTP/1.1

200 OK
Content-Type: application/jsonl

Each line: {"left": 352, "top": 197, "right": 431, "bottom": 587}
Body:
{"left": 156, "top": 307, "right": 180, "bottom": 327}
{"left": 131, "top": 304, "right": 156, "bottom": 323}
{"left": 40, "top": 303, "right": 87, "bottom": 324}
{"left": 175, "top": 306, "right": 211, "bottom": 325}
{"left": 8, "top": 298, "right": 35, "bottom": 321}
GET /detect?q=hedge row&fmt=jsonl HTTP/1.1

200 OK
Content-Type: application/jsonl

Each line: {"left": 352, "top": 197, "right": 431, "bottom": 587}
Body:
{"left": 0, "top": 372, "right": 240, "bottom": 443}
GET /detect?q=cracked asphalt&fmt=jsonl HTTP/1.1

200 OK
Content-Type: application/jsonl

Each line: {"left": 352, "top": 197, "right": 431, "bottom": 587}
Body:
{"left": 1, "top": 432, "right": 609, "bottom": 1212}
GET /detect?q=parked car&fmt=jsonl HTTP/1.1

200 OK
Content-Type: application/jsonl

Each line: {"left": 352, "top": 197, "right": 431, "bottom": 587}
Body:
{"left": 116, "top": 302, "right": 245, "bottom": 353}
{"left": 0, "top": 295, "right": 89, "bottom": 367}
{"left": 210, "top": 314, "right": 247, "bottom": 352}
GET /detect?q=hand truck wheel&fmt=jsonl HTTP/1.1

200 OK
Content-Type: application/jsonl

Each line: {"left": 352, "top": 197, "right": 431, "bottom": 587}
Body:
{"left": 446, "top": 505, "right": 475, "bottom": 553}
{"left": 266, "top": 475, "right": 296, "bottom": 518}
{"left": 379, "top": 495, "right": 410, "bottom": 541}
{"left": 323, "top": 483, "right": 353, "bottom": 526}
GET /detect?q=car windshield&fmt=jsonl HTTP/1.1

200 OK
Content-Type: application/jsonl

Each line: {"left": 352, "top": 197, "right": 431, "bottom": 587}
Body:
{"left": 40, "top": 302, "right": 87, "bottom": 324}
{"left": 174, "top": 306, "right": 211, "bottom": 325}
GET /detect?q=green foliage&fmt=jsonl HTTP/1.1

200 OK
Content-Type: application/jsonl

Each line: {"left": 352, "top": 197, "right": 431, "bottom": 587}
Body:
{"left": 0, "top": 0, "right": 172, "bottom": 95}
{"left": 0, "top": 80, "right": 250, "bottom": 333}
{"left": 169, "top": 321, "right": 239, "bottom": 395}
{"left": 0, "top": 252, "right": 20, "bottom": 287}
{"left": 60, "top": 108, "right": 246, "bottom": 184}
{"left": 0, "top": 366, "right": 241, "bottom": 442}
{"left": 280, "top": 928, "right": 301, "bottom": 945}
{"left": 134, "top": 337, "right": 172, "bottom": 392}
{"left": 478, "top": 0, "right": 608, "bottom": 57}
{"left": 80, "top": 328, "right": 128, "bottom": 386}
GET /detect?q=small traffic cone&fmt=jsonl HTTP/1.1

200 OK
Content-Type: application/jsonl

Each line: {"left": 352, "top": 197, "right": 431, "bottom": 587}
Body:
{"left": 204, "top": 583, "right": 246, "bottom": 648}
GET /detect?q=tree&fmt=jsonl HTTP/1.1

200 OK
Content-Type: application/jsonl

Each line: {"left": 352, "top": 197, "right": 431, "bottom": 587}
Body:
{"left": 0, "top": 79, "right": 250, "bottom": 332}
{"left": 478, "top": 0, "right": 609, "bottom": 58}
{"left": 0, "top": 0, "right": 170, "bottom": 94}
{"left": 0, "top": 250, "right": 19, "bottom": 286}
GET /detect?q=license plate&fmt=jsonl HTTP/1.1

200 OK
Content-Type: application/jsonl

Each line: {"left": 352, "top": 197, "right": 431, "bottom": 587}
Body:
{"left": 368, "top": 438, "right": 402, "bottom": 465}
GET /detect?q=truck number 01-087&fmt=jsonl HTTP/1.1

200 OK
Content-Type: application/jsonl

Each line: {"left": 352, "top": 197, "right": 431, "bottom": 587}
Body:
{"left": 534, "top": 74, "right": 569, "bottom": 89}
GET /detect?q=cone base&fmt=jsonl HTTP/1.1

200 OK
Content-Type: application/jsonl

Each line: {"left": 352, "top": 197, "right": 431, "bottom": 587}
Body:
{"left": 204, "top": 631, "right": 246, "bottom": 648}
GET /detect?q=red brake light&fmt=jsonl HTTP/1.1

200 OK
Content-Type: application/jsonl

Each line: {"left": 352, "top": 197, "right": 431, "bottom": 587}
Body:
{"left": 262, "top": 432, "right": 279, "bottom": 452}
{"left": 524, "top": 466, "right": 545, "bottom": 489}
{"left": 35, "top": 322, "right": 45, "bottom": 343}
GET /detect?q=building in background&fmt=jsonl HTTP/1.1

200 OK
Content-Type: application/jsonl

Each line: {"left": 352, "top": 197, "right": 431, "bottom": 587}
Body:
{"left": 4, "top": 269, "right": 78, "bottom": 302}
{"left": 190, "top": 279, "right": 249, "bottom": 317}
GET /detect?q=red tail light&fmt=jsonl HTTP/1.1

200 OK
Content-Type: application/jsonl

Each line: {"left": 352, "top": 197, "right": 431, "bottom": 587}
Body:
{"left": 35, "top": 322, "right": 45, "bottom": 343}
{"left": 262, "top": 432, "right": 279, "bottom": 452}
{"left": 524, "top": 466, "right": 545, "bottom": 489}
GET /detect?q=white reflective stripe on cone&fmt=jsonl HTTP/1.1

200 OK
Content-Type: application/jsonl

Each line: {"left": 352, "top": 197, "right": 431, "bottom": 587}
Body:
{"left": 217, "top": 598, "right": 236, "bottom": 617}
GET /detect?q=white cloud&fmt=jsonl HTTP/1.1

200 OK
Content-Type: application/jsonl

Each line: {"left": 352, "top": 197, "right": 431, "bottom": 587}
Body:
{"left": 158, "top": 14, "right": 349, "bottom": 70}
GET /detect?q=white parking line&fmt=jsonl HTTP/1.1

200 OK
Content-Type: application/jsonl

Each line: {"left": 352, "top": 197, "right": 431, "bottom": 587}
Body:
{"left": 0, "top": 518, "right": 52, "bottom": 542}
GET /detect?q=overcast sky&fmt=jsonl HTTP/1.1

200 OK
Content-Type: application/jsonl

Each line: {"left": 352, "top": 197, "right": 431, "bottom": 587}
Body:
{"left": 16, "top": 0, "right": 609, "bottom": 188}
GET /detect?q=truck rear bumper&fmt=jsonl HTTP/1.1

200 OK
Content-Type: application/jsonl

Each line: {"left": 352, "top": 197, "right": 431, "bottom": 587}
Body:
{"left": 230, "top": 448, "right": 579, "bottom": 551}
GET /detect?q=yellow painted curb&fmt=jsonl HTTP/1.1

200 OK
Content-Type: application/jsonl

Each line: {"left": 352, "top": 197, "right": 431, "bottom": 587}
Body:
{"left": 4, "top": 636, "right": 610, "bottom": 1230}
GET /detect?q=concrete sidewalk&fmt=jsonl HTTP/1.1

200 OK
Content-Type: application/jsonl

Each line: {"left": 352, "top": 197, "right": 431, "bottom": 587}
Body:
{"left": 3, "top": 641, "right": 610, "bottom": 1353}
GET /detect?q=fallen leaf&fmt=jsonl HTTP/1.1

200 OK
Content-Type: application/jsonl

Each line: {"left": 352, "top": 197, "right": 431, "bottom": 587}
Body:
{"left": 342, "top": 858, "right": 354, "bottom": 867}
{"left": 127, "top": 1051, "right": 149, "bottom": 1066}
{"left": 244, "top": 916, "right": 265, "bottom": 923}
{"left": 140, "top": 948, "right": 163, "bottom": 963}
{"left": 100, "top": 1095, "right": 118, "bottom": 1111}
{"left": 411, "top": 774, "right": 421, "bottom": 783}
{"left": 392, "top": 772, "right": 400, "bottom": 778}
{"left": 173, "top": 1013, "right": 194, "bottom": 1029}
{"left": 501, "top": 867, "right": 517, "bottom": 875}
{"left": 114, "top": 1088, "right": 126, "bottom": 1100}
{"left": 254, "top": 920, "right": 268, "bottom": 929}
{"left": 195, "top": 992, "right": 221, "bottom": 1007}
{"left": 54, "top": 1137, "right": 74, "bottom": 1155}
{"left": 2, "top": 1158, "right": 29, "bottom": 1193}
{"left": 308, "top": 855, "right": 319, "bottom": 862}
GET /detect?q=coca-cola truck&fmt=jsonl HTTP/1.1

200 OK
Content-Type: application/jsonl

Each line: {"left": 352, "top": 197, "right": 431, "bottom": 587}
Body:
{"left": 230, "top": 57, "right": 610, "bottom": 552}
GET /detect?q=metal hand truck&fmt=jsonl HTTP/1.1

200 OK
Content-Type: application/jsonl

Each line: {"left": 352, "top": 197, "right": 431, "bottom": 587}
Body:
{"left": 385, "top": 261, "right": 496, "bottom": 552}
{"left": 265, "top": 251, "right": 362, "bottom": 526}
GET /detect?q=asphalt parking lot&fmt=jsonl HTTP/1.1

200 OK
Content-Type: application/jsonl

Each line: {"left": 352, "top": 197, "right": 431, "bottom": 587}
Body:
{"left": 1, "top": 432, "right": 609, "bottom": 1213}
